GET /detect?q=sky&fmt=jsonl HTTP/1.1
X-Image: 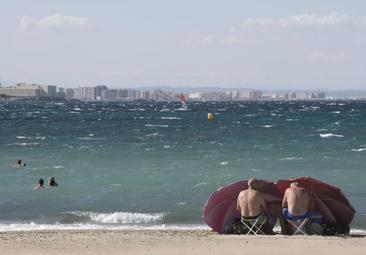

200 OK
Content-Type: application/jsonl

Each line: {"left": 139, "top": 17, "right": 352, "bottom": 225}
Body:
{"left": 0, "top": 0, "right": 366, "bottom": 89}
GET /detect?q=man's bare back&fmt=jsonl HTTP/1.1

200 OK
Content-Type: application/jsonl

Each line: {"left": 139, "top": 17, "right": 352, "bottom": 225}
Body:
{"left": 282, "top": 182, "right": 310, "bottom": 216}
{"left": 237, "top": 180, "right": 267, "bottom": 217}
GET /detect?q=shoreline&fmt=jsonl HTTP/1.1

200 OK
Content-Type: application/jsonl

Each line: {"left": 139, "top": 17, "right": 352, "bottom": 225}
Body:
{"left": 0, "top": 230, "right": 365, "bottom": 255}
{"left": 1, "top": 223, "right": 365, "bottom": 235}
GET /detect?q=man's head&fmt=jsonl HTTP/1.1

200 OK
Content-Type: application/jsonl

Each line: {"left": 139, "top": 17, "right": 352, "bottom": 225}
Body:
{"left": 248, "top": 179, "right": 257, "bottom": 189}
{"left": 290, "top": 182, "right": 299, "bottom": 188}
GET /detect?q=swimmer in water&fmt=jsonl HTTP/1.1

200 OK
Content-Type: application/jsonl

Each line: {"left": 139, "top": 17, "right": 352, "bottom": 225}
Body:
{"left": 48, "top": 177, "right": 58, "bottom": 187}
{"left": 15, "top": 159, "right": 26, "bottom": 168}
{"left": 34, "top": 178, "right": 44, "bottom": 189}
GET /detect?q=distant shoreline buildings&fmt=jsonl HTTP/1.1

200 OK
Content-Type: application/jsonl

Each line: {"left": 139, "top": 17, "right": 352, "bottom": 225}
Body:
{"left": 0, "top": 82, "right": 329, "bottom": 101}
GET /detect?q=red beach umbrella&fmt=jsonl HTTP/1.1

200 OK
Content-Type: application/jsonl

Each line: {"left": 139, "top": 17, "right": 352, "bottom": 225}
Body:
{"left": 203, "top": 179, "right": 282, "bottom": 233}
{"left": 276, "top": 176, "right": 355, "bottom": 227}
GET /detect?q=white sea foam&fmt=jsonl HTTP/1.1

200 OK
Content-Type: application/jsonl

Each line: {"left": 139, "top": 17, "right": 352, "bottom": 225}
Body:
{"left": 351, "top": 148, "right": 366, "bottom": 152}
{"left": 0, "top": 223, "right": 209, "bottom": 232}
{"left": 161, "top": 117, "right": 181, "bottom": 120}
{"left": 320, "top": 133, "right": 344, "bottom": 138}
{"left": 77, "top": 137, "right": 106, "bottom": 140}
{"left": 250, "top": 168, "right": 261, "bottom": 172}
{"left": 67, "top": 211, "right": 167, "bottom": 224}
{"left": 145, "top": 124, "right": 169, "bottom": 128}
{"left": 220, "top": 161, "right": 228, "bottom": 165}
{"left": 193, "top": 182, "right": 209, "bottom": 188}
{"left": 280, "top": 157, "right": 304, "bottom": 161}
{"left": 16, "top": 136, "right": 45, "bottom": 140}
{"left": 261, "top": 125, "right": 274, "bottom": 128}
{"left": 7, "top": 142, "right": 40, "bottom": 146}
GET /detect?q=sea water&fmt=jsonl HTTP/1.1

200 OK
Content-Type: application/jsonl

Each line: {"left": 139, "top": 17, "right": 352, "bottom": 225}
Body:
{"left": 0, "top": 100, "right": 365, "bottom": 233}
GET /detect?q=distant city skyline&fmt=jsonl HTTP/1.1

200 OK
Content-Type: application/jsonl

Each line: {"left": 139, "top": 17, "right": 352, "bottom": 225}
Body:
{"left": 1, "top": 0, "right": 366, "bottom": 89}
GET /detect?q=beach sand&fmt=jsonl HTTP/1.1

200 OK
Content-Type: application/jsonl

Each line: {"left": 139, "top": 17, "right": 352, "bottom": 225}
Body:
{"left": 0, "top": 230, "right": 365, "bottom": 255}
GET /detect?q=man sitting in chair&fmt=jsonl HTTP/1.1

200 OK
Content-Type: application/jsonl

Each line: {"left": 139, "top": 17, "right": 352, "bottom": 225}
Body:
{"left": 237, "top": 179, "right": 269, "bottom": 234}
{"left": 282, "top": 182, "right": 311, "bottom": 234}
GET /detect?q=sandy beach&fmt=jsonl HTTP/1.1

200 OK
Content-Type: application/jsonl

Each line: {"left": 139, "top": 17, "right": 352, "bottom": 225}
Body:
{"left": 0, "top": 230, "right": 365, "bottom": 255}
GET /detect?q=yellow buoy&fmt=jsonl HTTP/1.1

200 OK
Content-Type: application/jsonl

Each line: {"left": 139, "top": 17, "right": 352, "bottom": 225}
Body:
{"left": 207, "top": 112, "right": 214, "bottom": 120}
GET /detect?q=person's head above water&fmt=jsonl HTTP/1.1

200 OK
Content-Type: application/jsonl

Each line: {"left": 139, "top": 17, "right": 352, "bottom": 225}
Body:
{"left": 38, "top": 178, "right": 44, "bottom": 187}
{"left": 48, "top": 177, "right": 58, "bottom": 187}
{"left": 17, "top": 160, "right": 22, "bottom": 165}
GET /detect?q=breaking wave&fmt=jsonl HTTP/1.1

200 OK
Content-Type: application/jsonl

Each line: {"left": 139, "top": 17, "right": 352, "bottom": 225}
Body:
{"left": 63, "top": 211, "right": 167, "bottom": 224}
{"left": 320, "top": 133, "right": 344, "bottom": 138}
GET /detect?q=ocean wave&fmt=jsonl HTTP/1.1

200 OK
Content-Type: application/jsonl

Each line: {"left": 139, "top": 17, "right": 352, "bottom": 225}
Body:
{"left": 320, "top": 133, "right": 344, "bottom": 138}
{"left": 64, "top": 211, "right": 167, "bottom": 224}
{"left": 351, "top": 148, "right": 366, "bottom": 152}
{"left": 279, "top": 157, "right": 304, "bottom": 161}
{"left": 145, "top": 124, "right": 169, "bottom": 128}
{"left": 193, "top": 182, "right": 209, "bottom": 188}
{"left": 7, "top": 142, "right": 41, "bottom": 146}
{"left": 161, "top": 117, "right": 181, "bottom": 120}
{"left": 77, "top": 137, "right": 106, "bottom": 140}
{"left": 261, "top": 125, "right": 274, "bottom": 128}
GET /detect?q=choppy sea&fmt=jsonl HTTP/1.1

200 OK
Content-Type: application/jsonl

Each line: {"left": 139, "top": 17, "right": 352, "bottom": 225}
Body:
{"left": 0, "top": 100, "right": 365, "bottom": 234}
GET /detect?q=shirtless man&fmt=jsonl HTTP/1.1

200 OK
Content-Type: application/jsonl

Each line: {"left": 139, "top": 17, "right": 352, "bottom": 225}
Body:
{"left": 282, "top": 182, "right": 310, "bottom": 216}
{"left": 282, "top": 182, "right": 311, "bottom": 234}
{"left": 237, "top": 179, "right": 268, "bottom": 218}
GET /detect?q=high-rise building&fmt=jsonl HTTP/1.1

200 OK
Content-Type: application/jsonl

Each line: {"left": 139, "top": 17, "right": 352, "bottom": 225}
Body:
{"left": 249, "top": 90, "right": 262, "bottom": 100}
{"left": 95, "top": 85, "right": 108, "bottom": 100}
{"left": 0, "top": 83, "right": 50, "bottom": 97}
{"left": 101, "top": 89, "right": 118, "bottom": 100}
{"left": 41, "top": 85, "right": 57, "bottom": 97}
{"left": 66, "top": 88, "right": 74, "bottom": 98}
{"left": 140, "top": 90, "right": 150, "bottom": 99}
{"left": 118, "top": 89, "right": 128, "bottom": 98}
{"left": 74, "top": 87, "right": 95, "bottom": 100}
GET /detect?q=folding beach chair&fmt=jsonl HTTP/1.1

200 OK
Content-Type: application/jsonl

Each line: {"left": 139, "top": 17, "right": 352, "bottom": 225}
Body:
{"left": 282, "top": 208, "right": 310, "bottom": 235}
{"left": 240, "top": 213, "right": 267, "bottom": 235}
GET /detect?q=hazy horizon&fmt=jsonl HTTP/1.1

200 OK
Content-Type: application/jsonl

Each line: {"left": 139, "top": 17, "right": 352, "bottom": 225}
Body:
{"left": 1, "top": 0, "right": 366, "bottom": 89}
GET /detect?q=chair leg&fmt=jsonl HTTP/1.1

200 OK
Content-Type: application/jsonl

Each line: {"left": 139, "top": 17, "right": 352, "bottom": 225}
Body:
{"left": 241, "top": 218, "right": 265, "bottom": 235}
{"left": 288, "top": 219, "right": 309, "bottom": 235}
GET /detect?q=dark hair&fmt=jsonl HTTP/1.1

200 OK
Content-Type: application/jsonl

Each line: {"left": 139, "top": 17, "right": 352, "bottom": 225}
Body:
{"left": 18, "top": 160, "right": 22, "bottom": 164}
{"left": 38, "top": 178, "right": 44, "bottom": 186}
{"left": 49, "top": 177, "right": 58, "bottom": 187}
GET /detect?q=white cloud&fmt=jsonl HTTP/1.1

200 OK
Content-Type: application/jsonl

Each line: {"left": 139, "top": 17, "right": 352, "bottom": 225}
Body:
{"left": 185, "top": 36, "right": 215, "bottom": 46}
{"left": 307, "top": 52, "right": 346, "bottom": 62}
{"left": 231, "top": 13, "right": 365, "bottom": 32}
{"left": 19, "top": 14, "right": 93, "bottom": 31}
{"left": 185, "top": 36, "right": 215, "bottom": 45}
{"left": 19, "top": 16, "right": 35, "bottom": 31}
